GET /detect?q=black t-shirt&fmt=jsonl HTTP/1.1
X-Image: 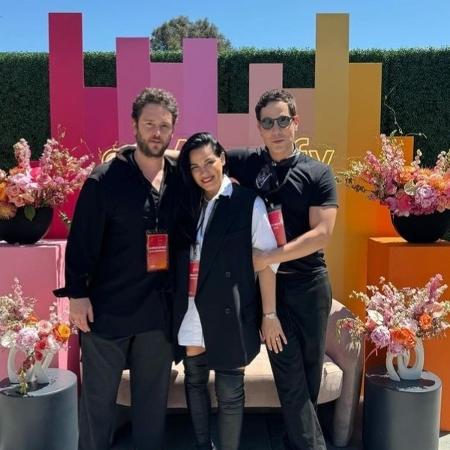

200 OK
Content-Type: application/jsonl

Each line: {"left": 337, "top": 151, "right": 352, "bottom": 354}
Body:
{"left": 227, "top": 147, "right": 338, "bottom": 279}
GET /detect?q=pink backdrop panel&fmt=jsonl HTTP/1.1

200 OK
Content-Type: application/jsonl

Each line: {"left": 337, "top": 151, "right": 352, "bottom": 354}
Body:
{"left": 48, "top": 13, "right": 85, "bottom": 149}
{"left": 218, "top": 114, "right": 250, "bottom": 149}
{"left": 0, "top": 241, "right": 79, "bottom": 380}
{"left": 248, "top": 64, "right": 283, "bottom": 147}
{"left": 116, "top": 38, "right": 151, "bottom": 145}
{"left": 84, "top": 87, "right": 119, "bottom": 160}
{"left": 286, "top": 88, "right": 315, "bottom": 139}
{"left": 150, "top": 62, "right": 185, "bottom": 146}
{"left": 181, "top": 39, "right": 218, "bottom": 138}
{"left": 48, "top": 13, "right": 86, "bottom": 239}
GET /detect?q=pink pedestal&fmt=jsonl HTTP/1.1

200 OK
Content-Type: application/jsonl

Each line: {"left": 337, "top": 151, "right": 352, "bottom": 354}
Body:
{"left": 0, "top": 240, "right": 80, "bottom": 381}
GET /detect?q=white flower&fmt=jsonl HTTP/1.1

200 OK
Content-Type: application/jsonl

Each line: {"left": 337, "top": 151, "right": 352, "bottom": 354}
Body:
{"left": 368, "top": 309, "right": 384, "bottom": 325}
{"left": 0, "top": 330, "right": 17, "bottom": 348}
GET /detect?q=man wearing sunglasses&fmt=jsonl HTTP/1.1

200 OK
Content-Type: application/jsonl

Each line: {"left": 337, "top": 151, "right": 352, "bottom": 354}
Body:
{"left": 227, "top": 89, "right": 338, "bottom": 450}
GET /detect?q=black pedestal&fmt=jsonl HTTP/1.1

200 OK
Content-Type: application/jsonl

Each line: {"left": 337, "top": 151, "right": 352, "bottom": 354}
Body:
{"left": 363, "top": 369, "right": 441, "bottom": 450}
{"left": 0, "top": 368, "right": 78, "bottom": 450}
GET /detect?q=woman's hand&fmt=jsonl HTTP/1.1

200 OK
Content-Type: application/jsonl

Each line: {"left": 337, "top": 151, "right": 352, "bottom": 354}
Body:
{"left": 261, "top": 316, "right": 287, "bottom": 354}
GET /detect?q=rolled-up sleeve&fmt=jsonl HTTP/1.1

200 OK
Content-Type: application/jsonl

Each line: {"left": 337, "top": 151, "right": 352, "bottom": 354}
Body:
{"left": 251, "top": 196, "right": 279, "bottom": 273}
{"left": 53, "top": 177, "right": 107, "bottom": 299}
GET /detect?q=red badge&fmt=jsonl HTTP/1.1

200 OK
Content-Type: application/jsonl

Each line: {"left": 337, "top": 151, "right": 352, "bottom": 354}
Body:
{"left": 188, "top": 244, "right": 200, "bottom": 297}
{"left": 146, "top": 232, "right": 169, "bottom": 272}
{"left": 268, "top": 205, "right": 287, "bottom": 247}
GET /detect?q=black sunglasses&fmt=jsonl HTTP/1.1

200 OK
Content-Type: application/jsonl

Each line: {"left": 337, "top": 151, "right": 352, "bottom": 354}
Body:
{"left": 259, "top": 115, "right": 294, "bottom": 130}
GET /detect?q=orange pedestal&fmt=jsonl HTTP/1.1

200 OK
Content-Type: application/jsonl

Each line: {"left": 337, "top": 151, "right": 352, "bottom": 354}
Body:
{"left": 367, "top": 237, "right": 450, "bottom": 431}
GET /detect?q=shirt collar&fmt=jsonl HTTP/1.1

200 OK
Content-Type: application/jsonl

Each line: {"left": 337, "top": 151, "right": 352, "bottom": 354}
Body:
{"left": 205, "top": 174, "right": 233, "bottom": 203}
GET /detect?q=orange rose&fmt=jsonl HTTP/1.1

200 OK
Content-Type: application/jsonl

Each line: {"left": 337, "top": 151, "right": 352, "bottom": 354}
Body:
{"left": 0, "top": 202, "right": 17, "bottom": 220}
{"left": 25, "top": 314, "right": 39, "bottom": 324}
{"left": 8, "top": 167, "right": 24, "bottom": 176}
{"left": 428, "top": 174, "right": 446, "bottom": 191}
{"left": 390, "top": 327, "right": 416, "bottom": 350}
{"left": 398, "top": 167, "right": 415, "bottom": 184}
{"left": 418, "top": 313, "right": 432, "bottom": 330}
{"left": 0, "top": 182, "right": 8, "bottom": 202}
{"left": 417, "top": 168, "right": 432, "bottom": 177}
{"left": 53, "top": 323, "right": 71, "bottom": 342}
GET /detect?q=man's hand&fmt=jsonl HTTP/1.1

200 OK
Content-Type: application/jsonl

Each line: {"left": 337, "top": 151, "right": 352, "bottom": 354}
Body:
{"left": 69, "top": 297, "right": 94, "bottom": 333}
{"left": 253, "top": 248, "right": 269, "bottom": 272}
{"left": 261, "top": 317, "right": 287, "bottom": 354}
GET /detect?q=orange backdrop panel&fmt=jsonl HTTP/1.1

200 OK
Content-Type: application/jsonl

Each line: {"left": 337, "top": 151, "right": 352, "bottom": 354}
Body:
{"left": 366, "top": 237, "right": 450, "bottom": 430}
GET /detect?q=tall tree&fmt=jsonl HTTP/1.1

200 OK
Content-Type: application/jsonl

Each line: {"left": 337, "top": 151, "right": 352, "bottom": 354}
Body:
{"left": 151, "top": 16, "right": 232, "bottom": 52}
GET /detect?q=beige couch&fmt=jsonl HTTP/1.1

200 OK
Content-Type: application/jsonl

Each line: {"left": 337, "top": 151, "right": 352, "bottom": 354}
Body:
{"left": 116, "top": 299, "right": 363, "bottom": 447}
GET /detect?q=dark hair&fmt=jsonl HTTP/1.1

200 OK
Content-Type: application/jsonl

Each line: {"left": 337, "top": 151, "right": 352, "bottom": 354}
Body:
{"left": 177, "top": 132, "right": 227, "bottom": 222}
{"left": 131, "top": 87, "right": 179, "bottom": 124}
{"left": 254, "top": 89, "right": 297, "bottom": 121}
{"left": 178, "top": 132, "right": 226, "bottom": 185}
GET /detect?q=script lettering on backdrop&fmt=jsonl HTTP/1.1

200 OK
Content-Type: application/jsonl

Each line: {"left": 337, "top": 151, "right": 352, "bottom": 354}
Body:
{"left": 295, "top": 137, "right": 335, "bottom": 165}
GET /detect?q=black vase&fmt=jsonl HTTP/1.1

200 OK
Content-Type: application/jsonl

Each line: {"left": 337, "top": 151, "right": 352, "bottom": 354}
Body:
{"left": 0, "top": 207, "right": 54, "bottom": 245}
{"left": 391, "top": 210, "right": 450, "bottom": 243}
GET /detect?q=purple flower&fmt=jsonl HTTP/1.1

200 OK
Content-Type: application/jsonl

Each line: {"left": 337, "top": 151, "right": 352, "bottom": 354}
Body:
{"left": 415, "top": 184, "right": 436, "bottom": 210}
{"left": 388, "top": 341, "right": 404, "bottom": 355}
{"left": 370, "top": 325, "right": 391, "bottom": 349}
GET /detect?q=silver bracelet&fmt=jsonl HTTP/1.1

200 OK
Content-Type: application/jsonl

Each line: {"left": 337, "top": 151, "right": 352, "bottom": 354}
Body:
{"left": 263, "top": 312, "right": 278, "bottom": 319}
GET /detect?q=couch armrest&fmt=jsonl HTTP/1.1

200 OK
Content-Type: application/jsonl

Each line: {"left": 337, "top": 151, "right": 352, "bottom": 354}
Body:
{"left": 325, "top": 299, "right": 363, "bottom": 447}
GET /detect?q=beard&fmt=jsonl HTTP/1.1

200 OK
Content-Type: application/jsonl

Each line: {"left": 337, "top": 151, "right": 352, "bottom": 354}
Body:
{"left": 136, "top": 131, "right": 171, "bottom": 158}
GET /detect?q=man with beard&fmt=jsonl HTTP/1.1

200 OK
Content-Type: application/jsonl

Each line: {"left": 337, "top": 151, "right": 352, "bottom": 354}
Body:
{"left": 54, "top": 88, "right": 180, "bottom": 450}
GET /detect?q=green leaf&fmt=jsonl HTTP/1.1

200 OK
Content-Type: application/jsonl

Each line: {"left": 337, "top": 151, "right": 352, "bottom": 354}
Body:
{"left": 24, "top": 205, "right": 36, "bottom": 221}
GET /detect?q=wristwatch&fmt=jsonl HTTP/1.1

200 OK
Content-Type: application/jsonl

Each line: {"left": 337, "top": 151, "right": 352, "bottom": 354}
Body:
{"left": 263, "top": 312, "right": 278, "bottom": 319}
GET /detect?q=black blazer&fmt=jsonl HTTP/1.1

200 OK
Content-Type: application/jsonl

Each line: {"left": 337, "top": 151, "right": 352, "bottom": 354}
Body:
{"left": 173, "top": 184, "right": 261, "bottom": 369}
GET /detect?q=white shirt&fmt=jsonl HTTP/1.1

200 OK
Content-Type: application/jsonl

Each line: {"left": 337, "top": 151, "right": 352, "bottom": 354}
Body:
{"left": 178, "top": 175, "right": 278, "bottom": 348}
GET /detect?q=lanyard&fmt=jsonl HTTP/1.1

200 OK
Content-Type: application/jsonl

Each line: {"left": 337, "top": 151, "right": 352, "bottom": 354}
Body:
{"left": 196, "top": 197, "right": 220, "bottom": 241}
{"left": 261, "top": 148, "right": 300, "bottom": 196}
{"left": 131, "top": 152, "right": 168, "bottom": 231}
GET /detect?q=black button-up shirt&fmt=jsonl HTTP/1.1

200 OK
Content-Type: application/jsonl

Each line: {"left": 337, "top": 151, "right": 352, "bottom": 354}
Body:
{"left": 55, "top": 148, "right": 181, "bottom": 337}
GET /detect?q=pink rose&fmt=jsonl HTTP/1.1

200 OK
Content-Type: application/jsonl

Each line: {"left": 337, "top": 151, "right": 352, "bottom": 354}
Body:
{"left": 37, "top": 320, "right": 53, "bottom": 335}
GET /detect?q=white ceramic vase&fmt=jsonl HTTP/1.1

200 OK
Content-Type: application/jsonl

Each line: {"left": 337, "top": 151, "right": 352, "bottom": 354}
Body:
{"left": 7, "top": 346, "right": 56, "bottom": 385}
{"left": 386, "top": 338, "right": 424, "bottom": 381}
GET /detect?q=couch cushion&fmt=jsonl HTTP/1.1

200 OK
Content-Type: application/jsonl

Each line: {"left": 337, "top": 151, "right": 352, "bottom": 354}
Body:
{"left": 116, "top": 345, "right": 343, "bottom": 408}
{"left": 318, "top": 354, "right": 343, "bottom": 404}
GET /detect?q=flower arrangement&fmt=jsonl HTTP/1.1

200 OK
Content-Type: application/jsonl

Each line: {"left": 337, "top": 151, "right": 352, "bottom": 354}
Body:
{"left": 337, "top": 135, "right": 450, "bottom": 216}
{"left": 337, "top": 274, "right": 450, "bottom": 356}
{"left": 0, "top": 138, "right": 94, "bottom": 221}
{"left": 0, "top": 279, "right": 74, "bottom": 394}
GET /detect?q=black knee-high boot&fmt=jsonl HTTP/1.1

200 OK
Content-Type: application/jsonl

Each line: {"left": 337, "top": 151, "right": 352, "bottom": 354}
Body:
{"left": 215, "top": 368, "right": 245, "bottom": 450}
{"left": 184, "top": 353, "right": 214, "bottom": 450}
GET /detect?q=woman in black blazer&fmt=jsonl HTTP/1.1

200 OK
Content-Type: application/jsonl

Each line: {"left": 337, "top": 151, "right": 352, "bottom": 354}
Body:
{"left": 174, "top": 132, "right": 286, "bottom": 450}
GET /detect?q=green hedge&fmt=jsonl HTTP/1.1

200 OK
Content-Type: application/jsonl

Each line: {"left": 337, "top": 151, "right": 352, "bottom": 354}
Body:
{"left": 1, "top": 48, "right": 449, "bottom": 168}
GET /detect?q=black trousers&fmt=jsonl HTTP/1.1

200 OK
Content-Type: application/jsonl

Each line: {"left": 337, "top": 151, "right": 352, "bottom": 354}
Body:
{"left": 269, "top": 273, "right": 332, "bottom": 450}
{"left": 183, "top": 353, "right": 245, "bottom": 450}
{"left": 79, "top": 329, "right": 173, "bottom": 450}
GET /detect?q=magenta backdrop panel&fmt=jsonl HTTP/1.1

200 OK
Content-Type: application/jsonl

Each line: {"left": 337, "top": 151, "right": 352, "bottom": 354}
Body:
{"left": 151, "top": 62, "right": 184, "bottom": 146}
{"left": 116, "top": 38, "right": 151, "bottom": 144}
{"left": 84, "top": 87, "right": 119, "bottom": 159}
{"left": 218, "top": 114, "right": 250, "bottom": 149}
{"left": 248, "top": 64, "right": 283, "bottom": 147}
{"left": 181, "top": 39, "right": 218, "bottom": 138}
{"left": 48, "top": 13, "right": 86, "bottom": 239}
{"left": 48, "top": 13, "right": 85, "bottom": 150}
